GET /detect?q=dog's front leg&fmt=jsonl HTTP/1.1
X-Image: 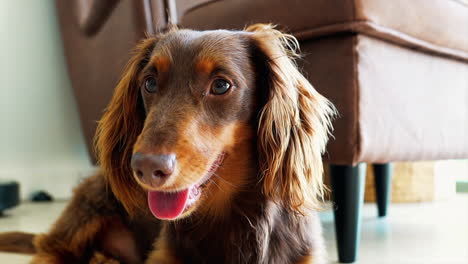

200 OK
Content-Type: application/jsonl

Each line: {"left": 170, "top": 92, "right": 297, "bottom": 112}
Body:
{"left": 31, "top": 174, "right": 124, "bottom": 264}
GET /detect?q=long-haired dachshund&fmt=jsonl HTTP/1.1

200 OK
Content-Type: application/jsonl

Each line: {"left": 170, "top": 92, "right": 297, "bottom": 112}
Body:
{"left": 0, "top": 24, "right": 335, "bottom": 264}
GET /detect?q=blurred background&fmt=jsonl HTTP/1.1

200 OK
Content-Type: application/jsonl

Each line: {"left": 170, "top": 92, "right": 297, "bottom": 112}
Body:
{"left": 0, "top": 1, "right": 94, "bottom": 199}
{"left": 0, "top": 0, "right": 467, "bottom": 263}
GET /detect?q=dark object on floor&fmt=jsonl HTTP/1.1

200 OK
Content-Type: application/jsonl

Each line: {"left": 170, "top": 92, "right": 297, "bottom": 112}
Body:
{"left": 0, "top": 181, "right": 20, "bottom": 215}
{"left": 31, "top": 191, "right": 53, "bottom": 202}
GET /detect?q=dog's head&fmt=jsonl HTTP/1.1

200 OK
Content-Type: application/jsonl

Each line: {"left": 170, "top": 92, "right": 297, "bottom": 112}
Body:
{"left": 95, "top": 24, "right": 335, "bottom": 220}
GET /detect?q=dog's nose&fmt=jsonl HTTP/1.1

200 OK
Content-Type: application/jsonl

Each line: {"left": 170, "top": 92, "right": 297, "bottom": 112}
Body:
{"left": 131, "top": 153, "right": 176, "bottom": 187}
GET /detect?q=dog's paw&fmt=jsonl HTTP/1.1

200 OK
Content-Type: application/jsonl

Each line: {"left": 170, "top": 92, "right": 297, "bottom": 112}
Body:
{"left": 90, "top": 252, "right": 120, "bottom": 264}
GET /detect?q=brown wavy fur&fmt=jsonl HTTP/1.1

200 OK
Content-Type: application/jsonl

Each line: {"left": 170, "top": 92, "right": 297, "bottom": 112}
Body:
{"left": 94, "top": 37, "right": 157, "bottom": 217}
{"left": 247, "top": 24, "right": 335, "bottom": 214}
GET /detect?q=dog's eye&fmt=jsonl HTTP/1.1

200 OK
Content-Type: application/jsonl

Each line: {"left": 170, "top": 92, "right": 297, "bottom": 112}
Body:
{"left": 145, "top": 77, "right": 157, "bottom": 93}
{"left": 211, "top": 79, "right": 231, "bottom": 95}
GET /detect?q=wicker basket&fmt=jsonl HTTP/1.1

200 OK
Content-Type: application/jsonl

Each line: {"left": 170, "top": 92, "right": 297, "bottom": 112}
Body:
{"left": 365, "top": 162, "right": 435, "bottom": 203}
{"left": 323, "top": 161, "right": 457, "bottom": 203}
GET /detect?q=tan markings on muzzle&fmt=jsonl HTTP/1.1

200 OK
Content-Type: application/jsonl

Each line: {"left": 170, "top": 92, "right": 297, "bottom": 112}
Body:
{"left": 197, "top": 122, "right": 257, "bottom": 218}
{"left": 132, "top": 113, "right": 211, "bottom": 192}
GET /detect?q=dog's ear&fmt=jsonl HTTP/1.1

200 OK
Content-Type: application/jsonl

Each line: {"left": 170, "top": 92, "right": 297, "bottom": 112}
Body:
{"left": 95, "top": 37, "right": 157, "bottom": 216}
{"left": 246, "top": 24, "right": 336, "bottom": 214}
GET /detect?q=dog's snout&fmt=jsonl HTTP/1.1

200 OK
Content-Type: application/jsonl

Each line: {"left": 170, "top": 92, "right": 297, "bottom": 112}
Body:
{"left": 131, "top": 152, "right": 176, "bottom": 187}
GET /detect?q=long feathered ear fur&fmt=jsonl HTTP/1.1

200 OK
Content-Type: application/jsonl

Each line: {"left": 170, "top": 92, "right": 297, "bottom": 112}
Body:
{"left": 246, "top": 24, "right": 336, "bottom": 214}
{"left": 94, "top": 37, "right": 157, "bottom": 216}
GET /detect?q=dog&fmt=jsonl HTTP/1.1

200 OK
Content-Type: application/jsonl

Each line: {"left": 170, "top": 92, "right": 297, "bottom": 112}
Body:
{"left": 0, "top": 24, "right": 335, "bottom": 264}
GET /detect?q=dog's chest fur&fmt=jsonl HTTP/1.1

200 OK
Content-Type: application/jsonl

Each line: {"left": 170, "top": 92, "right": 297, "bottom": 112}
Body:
{"left": 166, "top": 197, "right": 321, "bottom": 264}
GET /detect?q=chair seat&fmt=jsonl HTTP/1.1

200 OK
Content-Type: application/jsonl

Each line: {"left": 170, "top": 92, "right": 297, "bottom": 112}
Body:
{"left": 180, "top": 0, "right": 468, "bottom": 61}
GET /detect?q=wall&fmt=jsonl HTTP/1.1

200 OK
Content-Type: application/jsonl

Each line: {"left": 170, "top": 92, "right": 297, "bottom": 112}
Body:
{"left": 0, "top": 1, "right": 95, "bottom": 200}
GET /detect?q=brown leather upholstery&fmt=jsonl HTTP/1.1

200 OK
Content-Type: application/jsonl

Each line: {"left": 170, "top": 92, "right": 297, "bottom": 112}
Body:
{"left": 74, "top": 0, "right": 120, "bottom": 36}
{"left": 298, "top": 35, "right": 468, "bottom": 164}
{"left": 180, "top": 0, "right": 468, "bottom": 61}
{"left": 56, "top": 0, "right": 468, "bottom": 165}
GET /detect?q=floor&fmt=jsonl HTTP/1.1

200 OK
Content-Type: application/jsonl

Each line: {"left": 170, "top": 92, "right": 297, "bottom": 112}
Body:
{"left": 0, "top": 195, "right": 467, "bottom": 264}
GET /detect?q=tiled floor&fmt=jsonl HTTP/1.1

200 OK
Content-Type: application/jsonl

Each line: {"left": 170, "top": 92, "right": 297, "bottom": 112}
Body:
{"left": 0, "top": 195, "right": 467, "bottom": 263}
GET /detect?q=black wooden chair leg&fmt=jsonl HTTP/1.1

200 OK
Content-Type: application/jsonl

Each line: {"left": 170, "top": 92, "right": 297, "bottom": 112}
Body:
{"left": 372, "top": 163, "right": 393, "bottom": 217}
{"left": 330, "top": 164, "right": 366, "bottom": 263}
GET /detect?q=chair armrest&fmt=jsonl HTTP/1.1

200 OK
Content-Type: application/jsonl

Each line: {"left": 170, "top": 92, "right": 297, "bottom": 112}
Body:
{"left": 75, "top": 0, "right": 120, "bottom": 36}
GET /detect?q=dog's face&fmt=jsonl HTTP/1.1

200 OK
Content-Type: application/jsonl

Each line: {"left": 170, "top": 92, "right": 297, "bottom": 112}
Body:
{"left": 130, "top": 30, "right": 259, "bottom": 219}
{"left": 96, "top": 25, "right": 335, "bottom": 220}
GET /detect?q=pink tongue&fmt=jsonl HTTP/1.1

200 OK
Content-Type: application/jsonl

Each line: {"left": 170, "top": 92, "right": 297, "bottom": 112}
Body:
{"left": 148, "top": 189, "right": 189, "bottom": 220}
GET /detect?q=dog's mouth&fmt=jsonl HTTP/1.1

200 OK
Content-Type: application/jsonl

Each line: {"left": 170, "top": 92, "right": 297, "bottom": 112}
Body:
{"left": 147, "top": 152, "right": 226, "bottom": 220}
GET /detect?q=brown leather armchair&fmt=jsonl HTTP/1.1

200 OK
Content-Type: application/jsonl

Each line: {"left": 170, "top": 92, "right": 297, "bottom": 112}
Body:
{"left": 55, "top": 0, "right": 468, "bottom": 262}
